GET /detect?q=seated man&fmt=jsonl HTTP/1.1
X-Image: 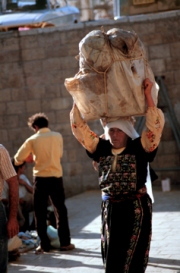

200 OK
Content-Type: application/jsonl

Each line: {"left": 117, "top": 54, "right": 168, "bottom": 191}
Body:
{"left": 2, "top": 181, "right": 25, "bottom": 229}
{"left": 11, "top": 159, "right": 34, "bottom": 231}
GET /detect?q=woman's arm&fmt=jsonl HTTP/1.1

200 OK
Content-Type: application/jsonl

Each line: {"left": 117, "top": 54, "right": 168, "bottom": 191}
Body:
{"left": 70, "top": 103, "right": 99, "bottom": 153}
{"left": 141, "top": 79, "right": 165, "bottom": 152}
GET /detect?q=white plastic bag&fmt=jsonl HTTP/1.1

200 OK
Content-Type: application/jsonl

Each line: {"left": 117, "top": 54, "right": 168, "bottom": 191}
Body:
{"left": 65, "top": 28, "right": 158, "bottom": 121}
{"left": 47, "top": 225, "right": 60, "bottom": 249}
{"left": 8, "top": 235, "right": 22, "bottom": 252}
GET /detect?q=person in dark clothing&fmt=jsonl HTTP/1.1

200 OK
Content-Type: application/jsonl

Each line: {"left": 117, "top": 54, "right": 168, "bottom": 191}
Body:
{"left": 70, "top": 78, "right": 165, "bottom": 273}
{"left": 14, "top": 113, "right": 75, "bottom": 254}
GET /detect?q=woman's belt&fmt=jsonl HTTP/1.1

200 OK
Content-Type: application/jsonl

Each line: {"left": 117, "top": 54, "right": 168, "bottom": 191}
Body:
{"left": 101, "top": 186, "right": 147, "bottom": 202}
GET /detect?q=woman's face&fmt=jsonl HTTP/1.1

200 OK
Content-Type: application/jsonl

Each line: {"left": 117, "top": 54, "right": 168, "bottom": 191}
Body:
{"left": 108, "top": 128, "right": 128, "bottom": 149}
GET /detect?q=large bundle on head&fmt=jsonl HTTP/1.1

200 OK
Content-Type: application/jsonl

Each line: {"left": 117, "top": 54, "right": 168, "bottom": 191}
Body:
{"left": 65, "top": 28, "right": 158, "bottom": 121}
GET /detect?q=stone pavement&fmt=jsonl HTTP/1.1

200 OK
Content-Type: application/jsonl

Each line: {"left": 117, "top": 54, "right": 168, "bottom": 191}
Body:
{"left": 8, "top": 188, "right": 180, "bottom": 273}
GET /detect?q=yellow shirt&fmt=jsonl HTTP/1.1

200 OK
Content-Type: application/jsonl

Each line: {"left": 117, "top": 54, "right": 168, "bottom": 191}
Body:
{"left": 14, "top": 128, "right": 63, "bottom": 178}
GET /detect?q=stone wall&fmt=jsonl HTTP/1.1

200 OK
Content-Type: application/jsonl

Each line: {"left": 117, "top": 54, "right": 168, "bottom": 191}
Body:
{"left": 0, "top": 10, "right": 180, "bottom": 197}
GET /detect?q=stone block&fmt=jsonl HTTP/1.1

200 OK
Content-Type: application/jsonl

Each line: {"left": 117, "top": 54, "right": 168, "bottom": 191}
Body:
{"left": 162, "top": 71, "right": 175, "bottom": 85}
{"left": 166, "top": 58, "right": 180, "bottom": 71}
{"left": 21, "top": 35, "right": 38, "bottom": 49}
{"left": 0, "top": 37, "right": 19, "bottom": 51}
{"left": 156, "top": 154, "right": 179, "bottom": 168}
{"left": 1, "top": 74, "right": 24, "bottom": 89}
{"left": 2, "top": 115, "right": 19, "bottom": 129}
{"left": 155, "top": 142, "right": 164, "bottom": 155}
{"left": 61, "top": 149, "right": 68, "bottom": 163}
{"left": 159, "top": 170, "right": 180, "bottom": 184}
{"left": 63, "top": 175, "right": 83, "bottom": 197}
{"left": 133, "top": 22, "right": 156, "bottom": 36}
{"left": 60, "top": 56, "right": 79, "bottom": 70}
{"left": 26, "top": 86, "right": 45, "bottom": 99}
{"left": 0, "top": 50, "right": 19, "bottom": 64}
{"left": 161, "top": 124, "right": 174, "bottom": 141}
{"left": 69, "top": 162, "right": 83, "bottom": 176}
{"left": 67, "top": 149, "right": 77, "bottom": 162}
{"left": 82, "top": 173, "right": 99, "bottom": 190}
{"left": 0, "top": 102, "right": 6, "bottom": 115}
{"left": 161, "top": 141, "right": 178, "bottom": 155}
{"left": 17, "top": 113, "right": 31, "bottom": 127}
{"left": 0, "top": 63, "right": 21, "bottom": 77}
{"left": 174, "top": 70, "right": 180, "bottom": 84}
{"left": 2, "top": 142, "right": 13, "bottom": 155}
{"left": 50, "top": 97, "right": 72, "bottom": 111}
{"left": 55, "top": 109, "right": 69, "bottom": 123}
{"left": 41, "top": 99, "right": 53, "bottom": 112}
{"left": 66, "top": 30, "right": 84, "bottom": 44}
{"left": 26, "top": 100, "right": 41, "bottom": 113}
{"left": 57, "top": 31, "right": 67, "bottom": 45}
{"left": 170, "top": 42, "right": 180, "bottom": 59}
{"left": 23, "top": 60, "right": 42, "bottom": 74}
{"left": 155, "top": 19, "right": 180, "bottom": 44}
{"left": 25, "top": 75, "right": 45, "bottom": 87}
{"left": 63, "top": 136, "right": 82, "bottom": 150}
{"left": 0, "top": 89, "right": 11, "bottom": 102}
{"left": 63, "top": 162, "right": 83, "bottom": 176}
{"left": 0, "top": 130, "right": 8, "bottom": 142}
{"left": 149, "top": 59, "right": 166, "bottom": 74}
{"left": 22, "top": 48, "right": 45, "bottom": 61}
{"left": 8, "top": 127, "right": 31, "bottom": 141}
{"left": 62, "top": 69, "right": 78, "bottom": 80}
{"left": 165, "top": 84, "right": 180, "bottom": 100}
{"left": 42, "top": 58, "right": 61, "bottom": 72}
{"left": 45, "top": 45, "right": 69, "bottom": 58}
{"left": 174, "top": 102, "right": 180, "bottom": 124}
{"left": 7, "top": 101, "right": 26, "bottom": 114}
{"left": 37, "top": 33, "right": 53, "bottom": 47}
{"left": 53, "top": 123, "right": 72, "bottom": 136}
{"left": 149, "top": 44, "right": 171, "bottom": 59}
{"left": 11, "top": 88, "right": 29, "bottom": 101}
{"left": 36, "top": 71, "right": 64, "bottom": 85}
{"left": 141, "top": 32, "right": 163, "bottom": 47}
{"left": 44, "top": 84, "right": 61, "bottom": 98}
{"left": 8, "top": 128, "right": 23, "bottom": 142}
{"left": 67, "top": 43, "right": 79, "bottom": 56}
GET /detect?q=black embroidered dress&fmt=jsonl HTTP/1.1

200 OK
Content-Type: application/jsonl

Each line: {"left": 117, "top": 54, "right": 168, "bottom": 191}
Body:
{"left": 70, "top": 104, "right": 165, "bottom": 273}
{"left": 87, "top": 137, "right": 157, "bottom": 273}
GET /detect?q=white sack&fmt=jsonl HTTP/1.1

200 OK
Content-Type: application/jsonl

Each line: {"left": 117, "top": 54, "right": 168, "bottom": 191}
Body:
{"left": 8, "top": 235, "right": 22, "bottom": 252}
{"left": 47, "top": 225, "right": 60, "bottom": 249}
{"left": 65, "top": 28, "right": 158, "bottom": 121}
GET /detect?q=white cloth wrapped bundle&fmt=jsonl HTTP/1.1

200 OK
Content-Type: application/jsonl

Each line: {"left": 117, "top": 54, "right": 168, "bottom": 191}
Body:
{"left": 65, "top": 28, "right": 158, "bottom": 121}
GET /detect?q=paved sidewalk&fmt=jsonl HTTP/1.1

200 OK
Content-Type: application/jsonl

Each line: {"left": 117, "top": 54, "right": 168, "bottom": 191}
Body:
{"left": 8, "top": 189, "right": 180, "bottom": 273}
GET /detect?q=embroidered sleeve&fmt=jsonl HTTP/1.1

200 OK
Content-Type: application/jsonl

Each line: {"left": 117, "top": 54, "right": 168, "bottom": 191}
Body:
{"left": 141, "top": 106, "right": 165, "bottom": 152}
{"left": 70, "top": 104, "right": 99, "bottom": 153}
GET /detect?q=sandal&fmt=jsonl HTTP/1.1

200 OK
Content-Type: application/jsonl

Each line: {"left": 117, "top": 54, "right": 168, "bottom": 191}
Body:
{"left": 60, "top": 243, "right": 75, "bottom": 251}
{"left": 35, "top": 246, "right": 50, "bottom": 255}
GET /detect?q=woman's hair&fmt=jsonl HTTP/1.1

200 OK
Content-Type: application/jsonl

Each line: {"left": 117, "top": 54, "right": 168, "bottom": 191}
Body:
{"left": 27, "top": 113, "right": 49, "bottom": 130}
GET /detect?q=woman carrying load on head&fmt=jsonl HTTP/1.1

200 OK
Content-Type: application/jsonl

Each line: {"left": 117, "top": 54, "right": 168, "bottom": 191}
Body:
{"left": 70, "top": 78, "right": 165, "bottom": 273}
